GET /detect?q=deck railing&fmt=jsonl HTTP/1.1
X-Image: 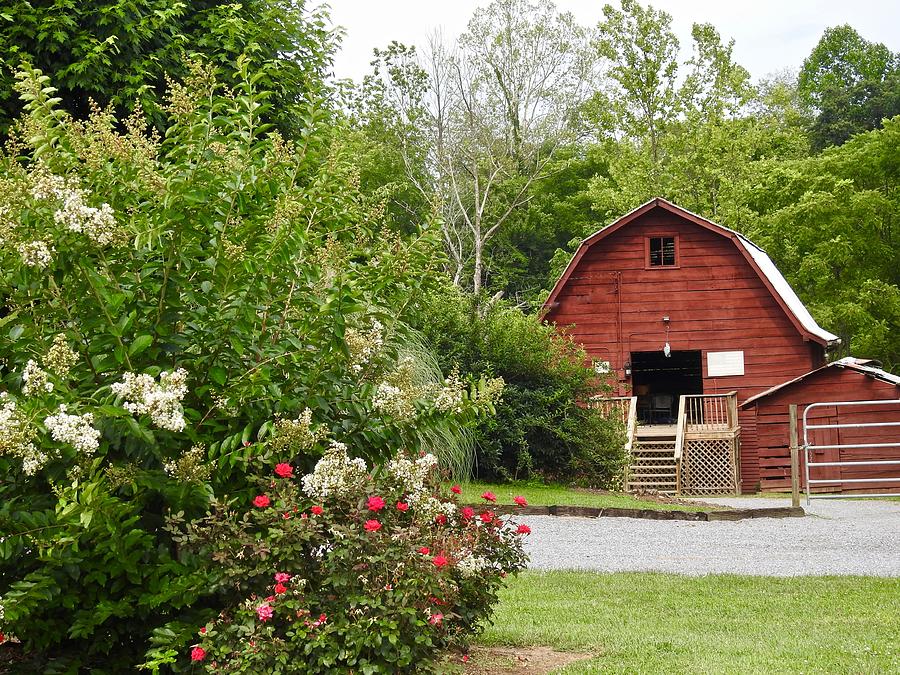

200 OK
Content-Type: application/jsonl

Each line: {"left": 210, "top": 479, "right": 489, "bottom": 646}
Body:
{"left": 589, "top": 396, "right": 638, "bottom": 453}
{"left": 675, "top": 392, "right": 741, "bottom": 496}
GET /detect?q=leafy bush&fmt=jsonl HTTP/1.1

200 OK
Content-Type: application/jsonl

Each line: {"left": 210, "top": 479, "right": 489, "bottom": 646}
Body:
{"left": 0, "top": 63, "right": 500, "bottom": 671}
{"left": 412, "top": 287, "right": 626, "bottom": 486}
{"left": 147, "top": 450, "right": 528, "bottom": 672}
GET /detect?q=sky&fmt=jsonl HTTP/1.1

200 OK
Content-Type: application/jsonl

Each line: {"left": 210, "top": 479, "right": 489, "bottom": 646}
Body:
{"left": 321, "top": 0, "right": 900, "bottom": 84}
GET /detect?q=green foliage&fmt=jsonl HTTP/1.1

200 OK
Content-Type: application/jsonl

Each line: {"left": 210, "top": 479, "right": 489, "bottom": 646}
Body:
{"left": 798, "top": 24, "right": 900, "bottom": 150}
{"left": 745, "top": 117, "right": 900, "bottom": 368}
{"left": 412, "top": 287, "right": 626, "bottom": 486}
{"left": 151, "top": 451, "right": 528, "bottom": 672}
{"left": 0, "top": 63, "right": 494, "bottom": 670}
{"left": 0, "top": 0, "right": 335, "bottom": 135}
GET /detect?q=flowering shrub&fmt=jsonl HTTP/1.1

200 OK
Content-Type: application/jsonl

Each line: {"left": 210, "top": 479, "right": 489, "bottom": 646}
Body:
{"left": 0, "top": 63, "right": 501, "bottom": 670}
{"left": 155, "top": 449, "right": 528, "bottom": 672}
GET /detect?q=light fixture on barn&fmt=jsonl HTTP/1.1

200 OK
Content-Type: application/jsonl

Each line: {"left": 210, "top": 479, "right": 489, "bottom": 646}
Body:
{"left": 662, "top": 315, "right": 671, "bottom": 358}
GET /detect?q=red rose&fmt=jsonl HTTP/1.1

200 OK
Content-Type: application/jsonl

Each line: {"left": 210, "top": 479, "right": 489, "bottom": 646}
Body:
{"left": 310, "top": 505, "right": 323, "bottom": 515}
{"left": 274, "top": 583, "right": 287, "bottom": 594}
{"left": 517, "top": 524, "right": 531, "bottom": 535}
{"left": 450, "top": 484, "right": 462, "bottom": 494}
{"left": 274, "top": 572, "right": 291, "bottom": 583}
{"left": 364, "top": 519, "right": 382, "bottom": 532}
{"left": 396, "top": 501, "right": 409, "bottom": 512}
{"left": 282, "top": 512, "right": 291, "bottom": 519}
{"left": 274, "top": 462, "right": 293, "bottom": 478}
{"left": 479, "top": 510, "right": 494, "bottom": 523}
{"left": 461, "top": 506, "right": 475, "bottom": 520}
{"left": 513, "top": 495, "right": 528, "bottom": 507}
{"left": 481, "top": 491, "right": 497, "bottom": 502}
{"left": 434, "top": 514, "right": 447, "bottom": 525}
{"left": 191, "top": 647, "right": 206, "bottom": 662}
{"left": 428, "top": 612, "right": 443, "bottom": 626}
{"left": 432, "top": 554, "right": 449, "bottom": 568}
{"left": 418, "top": 546, "right": 430, "bottom": 555}
{"left": 199, "top": 627, "right": 207, "bottom": 635}
{"left": 253, "top": 494, "right": 270, "bottom": 508}
{"left": 367, "top": 495, "right": 386, "bottom": 512}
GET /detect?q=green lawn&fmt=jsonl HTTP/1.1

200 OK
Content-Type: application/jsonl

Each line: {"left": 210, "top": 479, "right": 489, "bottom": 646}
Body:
{"left": 480, "top": 571, "right": 900, "bottom": 674}
{"left": 457, "top": 481, "right": 712, "bottom": 512}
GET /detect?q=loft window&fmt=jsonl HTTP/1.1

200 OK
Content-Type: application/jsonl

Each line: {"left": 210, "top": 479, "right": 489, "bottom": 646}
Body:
{"left": 648, "top": 236, "right": 676, "bottom": 267}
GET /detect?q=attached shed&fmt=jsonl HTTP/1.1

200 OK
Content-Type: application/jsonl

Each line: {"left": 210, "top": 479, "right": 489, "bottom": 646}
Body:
{"left": 543, "top": 197, "right": 841, "bottom": 492}
{"left": 741, "top": 358, "right": 900, "bottom": 494}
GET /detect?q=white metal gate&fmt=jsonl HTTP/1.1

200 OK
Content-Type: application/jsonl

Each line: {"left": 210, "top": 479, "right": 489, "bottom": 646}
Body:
{"left": 803, "top": 399, "right": 900, "bottom": 504}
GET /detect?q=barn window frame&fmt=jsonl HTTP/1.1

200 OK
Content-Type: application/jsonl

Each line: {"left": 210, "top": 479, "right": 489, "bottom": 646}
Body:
{"left": 645, "top": 234, "right": 679, "bottom": 269}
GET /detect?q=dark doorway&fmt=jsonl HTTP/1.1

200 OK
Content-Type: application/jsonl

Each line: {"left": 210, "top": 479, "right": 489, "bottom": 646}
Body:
{"left": 631, "top": 350, "right": 702, "bottom": 424}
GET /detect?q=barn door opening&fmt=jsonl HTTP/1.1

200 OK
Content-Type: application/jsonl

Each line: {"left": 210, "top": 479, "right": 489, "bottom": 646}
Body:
{"left": 631, "top": 350, "right": 702, "bottom": 424}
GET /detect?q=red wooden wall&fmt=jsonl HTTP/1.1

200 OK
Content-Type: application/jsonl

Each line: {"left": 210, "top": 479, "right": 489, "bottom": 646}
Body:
{"left": 744, "top": 369, "right": 900, "bottom": 493}
{"left": 545, "top": 208, "right": 827, "bottom": 492}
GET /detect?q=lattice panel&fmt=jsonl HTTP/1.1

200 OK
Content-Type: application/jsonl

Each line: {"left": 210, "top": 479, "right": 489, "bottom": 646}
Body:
{"left": 680, "top": 438, "right": 737, "bottom": 495}
{"left": 627, "top": 442, "right": 678, "bottom": 493}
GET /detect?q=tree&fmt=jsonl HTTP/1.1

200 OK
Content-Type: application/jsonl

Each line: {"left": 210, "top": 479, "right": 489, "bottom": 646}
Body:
{"left": 798, "top": 24, "right": 900, "bottom": 149}
{"left": 594, "top": 0, "right": 680, "bottom": 165}
{"left": 0, "top": 0, "right": 335, "bottom": 135}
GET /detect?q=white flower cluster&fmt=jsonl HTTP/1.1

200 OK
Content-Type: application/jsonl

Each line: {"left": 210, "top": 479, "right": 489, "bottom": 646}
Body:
{"left": 30, "top": 168, "right": 124, "bottom": 247}
{"left": 372, "top": 356, "right": 421, "bottom": 422}
{"left": 345, "top": 320, "right": 384, "bottom": 374}
{"left": 112, "top": 368, "right": 188, "bottom": 432}
{"left": 271, "top": 408, "right": 327, "bottom": 453}
{"left": 163, "top": 444, "right": 210, "bottom": 482}
{"left": 22, "top": 360, "right": 53, "bottom": 396}
{"left": 17, "top": 240, "right": 54, "bottom": 268}
{"left": 0, "top": 394, "right": 41, "bottom": 475}
{"left": 384, "top": 453, "right": 437, "bottom": 503}
{"left": 433, "top": 369, "right": 465, "bottom": 414}
{"left": 301, "top": 444, "right": 368, "bottom": 500}
{"left": 44, "top": 405, "right": 100, "bottom": 454}
{"left": 456, "top": 554, "right": 493, "bottom": 579}
{"left": 43, "top": 334, "right": 78, "bottom": 377}
{"left": 414, "top": 496, "right": 457, "bottom": 522}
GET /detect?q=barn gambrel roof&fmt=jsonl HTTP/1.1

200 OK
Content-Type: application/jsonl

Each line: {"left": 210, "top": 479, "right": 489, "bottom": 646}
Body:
{"left": 543, "top": 197, "right": 840, "bottom": 347}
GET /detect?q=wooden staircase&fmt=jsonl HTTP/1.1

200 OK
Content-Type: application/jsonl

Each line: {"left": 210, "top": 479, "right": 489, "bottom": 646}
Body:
{"left": 626, "top": 434, "right": 678, "bottom": 495}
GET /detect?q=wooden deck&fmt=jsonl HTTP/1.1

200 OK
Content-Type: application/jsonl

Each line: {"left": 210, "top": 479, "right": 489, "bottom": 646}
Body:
{"left": 635, "top": 424, "right": 677, "bottom": 439}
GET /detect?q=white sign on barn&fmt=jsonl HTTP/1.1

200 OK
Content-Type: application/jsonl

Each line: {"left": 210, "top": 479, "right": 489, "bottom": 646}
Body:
{"left": 707, "top": 351, "right": 745, "bottom": 377}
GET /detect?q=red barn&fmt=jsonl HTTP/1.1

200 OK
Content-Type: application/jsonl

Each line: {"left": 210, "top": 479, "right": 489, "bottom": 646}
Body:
{"left": 742, "top": 358, "right": 900, "bottom": 493}
{"left": 543, "top": 198, "right": 860, "bottom": 494}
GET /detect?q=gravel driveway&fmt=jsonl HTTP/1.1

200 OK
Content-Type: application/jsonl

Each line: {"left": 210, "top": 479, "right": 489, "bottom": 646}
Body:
{"left": 520, "top": 497, "right": 900, "bottom": 576}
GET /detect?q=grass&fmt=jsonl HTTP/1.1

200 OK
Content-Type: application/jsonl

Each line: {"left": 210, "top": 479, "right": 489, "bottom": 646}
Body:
{"left": 479, "top": 571, "right": 900, "bottom": 674}
{"left": 457, "top": 481, "right": 713, "bottom": 512}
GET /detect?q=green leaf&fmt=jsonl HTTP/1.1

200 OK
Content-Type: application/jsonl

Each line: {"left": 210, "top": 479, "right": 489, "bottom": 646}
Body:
{"left": 129, "top": 334, "right": 154, "bottom": 356}
{"left": 209, "top": 366, "right": 227, "bottom": 386}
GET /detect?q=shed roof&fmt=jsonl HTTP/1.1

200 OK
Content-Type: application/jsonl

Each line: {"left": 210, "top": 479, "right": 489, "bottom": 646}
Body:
{"left": 741, "top": 357, "right": 900, "bottom": 407}
{"left": 543, "top": 198, "right": 840, "bottom": 346}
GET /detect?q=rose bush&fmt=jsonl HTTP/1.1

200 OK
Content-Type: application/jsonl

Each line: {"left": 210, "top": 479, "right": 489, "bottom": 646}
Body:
{"left": 151, "top": 449, "right": 528, "bottom": 673}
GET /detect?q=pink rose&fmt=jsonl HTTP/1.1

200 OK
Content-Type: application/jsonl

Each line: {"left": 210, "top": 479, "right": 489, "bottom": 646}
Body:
{"left": 432, "top": 554, "right": 449, "bottom": 568}
{"left": 429, "top": 612, "right": 443, "bottom": 626}
{"left": 256, "top": 603, "right": 274, "bottom": 622}
{"left": 517, "top": 524, "right": 532, "bottom": 535}
{"left": 481, "top": 491, "right": 497, "bottom": 502}
{"left": 191, "top": 647, "right": 206, "bottom": 661}
{"left": 274, "top": 572, "right": 291, "bottom": 583}
{"left": 396, "top": 501, "right": 409, "bottom": 512}
{"left": 461, "top": 506, "right": 475, "bottom": 520}
{"left": 274, "top": 462, "right": 293, "bottom": 478}
{"left": 364, "top": 519, "right": 382, "bottom": 532}
{"left": 513, "top": 495, "right": 528, "bottom": 507}
{"left": 367, "top": 495, "right": 386, "bottom": 512}
{"left": 253, "top": 494, "right": 270, "bottom": 508}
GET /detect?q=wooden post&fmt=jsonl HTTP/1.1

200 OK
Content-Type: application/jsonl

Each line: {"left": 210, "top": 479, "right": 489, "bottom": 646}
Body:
{"left": 789, "top": 404, "right": 800, "bottom": 507}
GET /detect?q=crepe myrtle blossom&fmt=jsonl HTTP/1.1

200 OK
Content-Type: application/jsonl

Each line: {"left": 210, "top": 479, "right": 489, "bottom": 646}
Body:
{"left": 44, "top": 406, "right": 100, "bottom": 454}
{"left": 111, "top": 369, "right": 188, "bottom": 432}
{"left": 17, "top": 240, "right": 54, "bottom": 269}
